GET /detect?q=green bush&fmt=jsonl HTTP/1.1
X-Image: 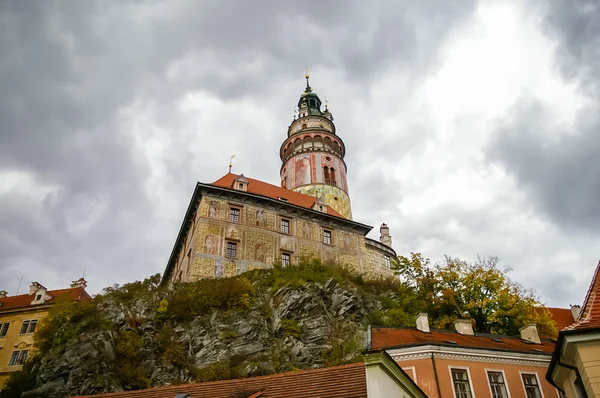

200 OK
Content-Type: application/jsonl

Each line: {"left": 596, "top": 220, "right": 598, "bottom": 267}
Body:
{"left": 280, "top": 319, "right": 301, "bottom": 338}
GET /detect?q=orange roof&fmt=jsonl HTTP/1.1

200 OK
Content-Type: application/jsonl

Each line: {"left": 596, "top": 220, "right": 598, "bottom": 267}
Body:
{"left": 563, "top": 260, "right": 600, "bottom": 331}
{"left": 212, "top": 173, "right": 344, "bottom": 218}
{"left": 0, "top": 287, "right": 90, "bottom": 313}
{"left": 545, "top": 307, "right": 575, "bottom": 330}
{"left": 73, "top": 362, "right": 367, "bottom": 398}
{"left": 371, "top": 326, "right": 555, "bottom": 355}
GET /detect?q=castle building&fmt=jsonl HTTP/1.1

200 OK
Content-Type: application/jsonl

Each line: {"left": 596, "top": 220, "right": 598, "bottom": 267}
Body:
{"left": 0, "top": 279, "right": 90, "bottom": 389}
{"left": 161, "top": 76, "right": 396, "bottom": 285}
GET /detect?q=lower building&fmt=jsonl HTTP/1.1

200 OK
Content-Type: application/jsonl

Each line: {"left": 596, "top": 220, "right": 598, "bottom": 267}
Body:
{"left": 73, "top": 350, "right": 426, "bottom": 398}
{"left": 160, "top": 173, "right": 396, "bottom": 286}
{"left": 370, "top": 314, "right": 562, "bottom": 398}
{"left": 0, "top": 279, "right": 90, "bottom": 389}
{"left": 547, "top": 260, "right": 600, "bottom": 398}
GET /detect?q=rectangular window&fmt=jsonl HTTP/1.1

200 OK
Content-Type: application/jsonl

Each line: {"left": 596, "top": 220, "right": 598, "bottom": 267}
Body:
{"left": 226, "top": 242, "right": 237, "bottom": 258}
{"left": 28, "top": 319, "right": 38, "bottom": 334}
{"left": 229, "top": 207, "right": 240, "bottom": 223}
{"left": 0, "top": 322, "right": 9, "bottom": 337}
{"left": 281, "top": 219, "right": 290, "bottom": 234}
{"left": 522, "top": 374, "right": 542, "bottom": 398}
{"left": 323, "top": 230, "right": 332, "bottom": 245}
{"left": 384, "top": 256, "right": 391, "bottom": 268}
{"left": 8, "top": 351, "right": 19, "bottom": 366}
{"left": 488, "top": 371, "right": 509, "bottom": 398}
{"left": 19, "top": 320, "right": 30, "bottom": 334}
{"left": 282, "top": 253, "right": 291, "bottom": 267}
{"left": 18, "top": 350, "right": 28, "bottom": 365}
{"left": 35, "top": 294, "right": 42, "bottom": 301}
{"left": 451, "top": 369, "right": 473, "bottom": 398}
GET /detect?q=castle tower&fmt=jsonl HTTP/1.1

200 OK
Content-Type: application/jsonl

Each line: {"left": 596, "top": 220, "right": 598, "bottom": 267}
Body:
{"left": 279, "top": 74, "right": 353, "bottom": 219}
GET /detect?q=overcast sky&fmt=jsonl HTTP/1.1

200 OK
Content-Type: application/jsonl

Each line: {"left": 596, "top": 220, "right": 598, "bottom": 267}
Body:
{"left": 1, "top": 0, "right": 598, "bottom": 308}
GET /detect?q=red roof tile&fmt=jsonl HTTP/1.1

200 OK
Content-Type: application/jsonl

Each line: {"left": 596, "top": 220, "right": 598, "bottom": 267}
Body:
{"left": 0, "top": 287, "right": 90, "bottom": 313}
{"left": 544, "top": 307, "right": 575, "bottom": 330}
{"left": 72, "top": 362, "right": 367, "bottom": 398}
{"left": 563, "top": 260, "right": 600, "bottom": 331}
{"left": 371, "top": 327, "right": 555, "bottom": 354}
{"left": 212, "top": 173, "right": 344, "bottom": 218}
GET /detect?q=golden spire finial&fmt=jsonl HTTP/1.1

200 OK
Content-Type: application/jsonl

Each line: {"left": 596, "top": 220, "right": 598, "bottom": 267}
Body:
{"left": 305, "top": 67, "right": 311, "bottom": 91}
{"left": 228, "top": 154, "right": 236, "bottom": 173}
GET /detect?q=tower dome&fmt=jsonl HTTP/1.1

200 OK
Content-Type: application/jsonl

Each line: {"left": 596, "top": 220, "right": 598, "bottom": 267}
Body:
{"left": 279, "top": 75, "right": 352, "bottom": 219}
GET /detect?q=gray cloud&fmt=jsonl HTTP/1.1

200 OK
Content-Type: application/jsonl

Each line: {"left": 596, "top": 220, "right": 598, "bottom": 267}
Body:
{"left": 0, "top": 0, "right": 479, "bottom": 295}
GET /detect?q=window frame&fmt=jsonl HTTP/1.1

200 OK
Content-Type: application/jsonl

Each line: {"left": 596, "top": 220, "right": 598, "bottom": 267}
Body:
{"left": 28, "top": 319, "right": 38, "bottom": 334}
{"left": 0, "top": 322, "right": 9, "bottom": 337}
{"left": 520, "top": 372, "right": 545, "bottom": 398}
{"left": 228, "top": 207, "right": 241, "bottom": 223}
{"left": 486, "top": 368, "right": 511, "bottom": 398}
{"left": 280, "top": 218, "right": 291, "bottom": 235}
{"left": 8, "top": 351, "right": 19, "bottom": 366}
{"left": 449, "top": 366, "right": 475, "bottom": 398}
{"left": 19, "top": 320, "right": 30, "bottom": 335}
{"left": 281, "top": 252, "right": 291, "bottom": 267}
{"left": 225, "top": 241, "right": 237, "bottom": 259}
{"left": 323, "top": 229, "right": 333, "bottom": 245}
{"left": 402, "top": 366, "right": 417, "bottom": 382}
{"left": 384, "top": 255, "right": 391, "bottom": 268}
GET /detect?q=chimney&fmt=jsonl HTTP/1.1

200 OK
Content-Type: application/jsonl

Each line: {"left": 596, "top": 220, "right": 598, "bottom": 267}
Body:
{"left": 570, "top": 304, "right": 581, "bottom": 320}
{"left": 70, "top": 278, "right": 88, "bottom": 289}
{"left": 29, "top": 282, "right": 45, "bottom": 295}
{"left": 0, "top": 290, "right": 7, "bottom": 298}
{"left": 454, "top": 319, "right": 474, "bottom": 335}
{"left": 380, "top": 223, "right": 392, "bottom": 247}
{"left": 520, "top": 324, "right": 541, "bottom": 344}
{"left": 416, "top": 313, "right": 430, "bottom": 333}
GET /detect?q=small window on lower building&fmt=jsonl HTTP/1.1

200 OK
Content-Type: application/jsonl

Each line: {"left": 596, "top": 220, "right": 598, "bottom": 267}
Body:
{"left": 8, "top": 350, "right": 28, "bottom": 366}
{"left": 19, "top": 320, "right": 30, "bottom": 334}
{"left": 451, "top": 368, "right": 473, "bottom": 398}
{"left": 323, "top": 230, "right": 332, "bottom": 245}
{"left": 522, "top": 373, "right": 542, "bottom": 398}
{"left": 0, "top": 322, "right": 9, "bottom": 337}
{"left": 281, "top": 252, "right": 291, "bottom": 267}
{"left": 226, "top": 242, "right": 237, "bottom": 258}
{"left": 28, "top": 319, "right": 37, "bottom": 334}
{"left": 384, "top": 255, "right": 391, "bottom": 268}
{"left": 488, "top": 371, "right": 509, "bottom": 398}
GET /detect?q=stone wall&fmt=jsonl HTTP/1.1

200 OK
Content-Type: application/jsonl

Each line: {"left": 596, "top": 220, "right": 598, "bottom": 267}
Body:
{"left": 169, "top": 194, "right": 394, "bottom": 284}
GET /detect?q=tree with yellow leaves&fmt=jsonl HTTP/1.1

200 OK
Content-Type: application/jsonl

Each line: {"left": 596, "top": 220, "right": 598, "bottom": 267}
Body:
{"left": 393, "top": 253, "right": 557, "bottom": 338}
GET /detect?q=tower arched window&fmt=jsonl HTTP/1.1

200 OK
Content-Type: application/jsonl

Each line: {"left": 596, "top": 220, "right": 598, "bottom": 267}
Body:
{"left": 330, "top": 168, "right": 336, "bottom": 185}
{"left": 324, "top": 166, "right": 330, "bottom": 184}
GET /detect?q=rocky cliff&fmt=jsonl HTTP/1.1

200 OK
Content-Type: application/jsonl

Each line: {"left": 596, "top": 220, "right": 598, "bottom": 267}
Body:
{"left": 3, "top": 260, "right": 414, "bottom": 398}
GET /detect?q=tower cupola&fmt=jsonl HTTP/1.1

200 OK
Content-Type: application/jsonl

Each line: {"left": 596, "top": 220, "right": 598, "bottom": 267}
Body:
{"left": 279, "top": 75, "right": 352, "bottom": 219}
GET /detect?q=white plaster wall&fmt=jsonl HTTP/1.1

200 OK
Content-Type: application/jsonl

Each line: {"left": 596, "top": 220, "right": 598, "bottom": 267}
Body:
{"left": 366, "top": 366, "right": 409, "bottom": 398}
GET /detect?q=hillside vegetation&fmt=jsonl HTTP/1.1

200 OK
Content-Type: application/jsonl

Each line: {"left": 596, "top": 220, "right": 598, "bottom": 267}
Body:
{"left": 1, "top": 256, "right": 557, "bottom": 398}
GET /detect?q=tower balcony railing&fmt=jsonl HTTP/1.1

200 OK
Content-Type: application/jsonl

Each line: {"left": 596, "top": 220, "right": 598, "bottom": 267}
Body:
{"left": 324, "top": 179, "right": 337, "bottom": 186}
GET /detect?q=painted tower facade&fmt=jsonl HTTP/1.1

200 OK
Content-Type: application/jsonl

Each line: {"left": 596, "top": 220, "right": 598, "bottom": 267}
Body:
{"left": 279, "top": 76, "right": 353, "bottom": 219}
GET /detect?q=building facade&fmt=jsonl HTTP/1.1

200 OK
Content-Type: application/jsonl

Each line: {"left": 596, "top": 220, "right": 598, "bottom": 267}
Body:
{"left": 370, "top": 314, "right": 563, "bottom": 398}
{"left": 161, "top": 77, "right": 396, "bottom": 285}
{"left": 0, "top": 279, "right": 90, "bottom": 389}
{"left": 547, "top": 260, "right": 600, "bottom": 398}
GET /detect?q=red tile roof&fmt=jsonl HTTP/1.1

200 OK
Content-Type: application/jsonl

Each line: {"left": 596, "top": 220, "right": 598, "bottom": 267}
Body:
{"left": 545, "top": 307, "right": 575, "bottom": 330}
{"left": 371, "top": 326, "right": 555, "bottom": 354}
{"left": 73, "top": 362, "right": 367, "bottom": 398}
{"left": 212, "top": 173, "right": 344, "bottom": 218}
{"left": 0, "top": 287, "right": 91, "bottom": 313}
{"left": 563, "top": 260, "right": 600, "bottom": 331}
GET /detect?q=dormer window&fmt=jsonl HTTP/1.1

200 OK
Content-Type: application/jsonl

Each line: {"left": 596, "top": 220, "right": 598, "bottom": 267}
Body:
{"left": 30, "top": 287, "right": 51, "bottom": 305}
{"left": 233, "top": 174, "right": 249, "bottom": 192}
{"left": 35, "top": 294, "right": 42, "bottom": 301}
